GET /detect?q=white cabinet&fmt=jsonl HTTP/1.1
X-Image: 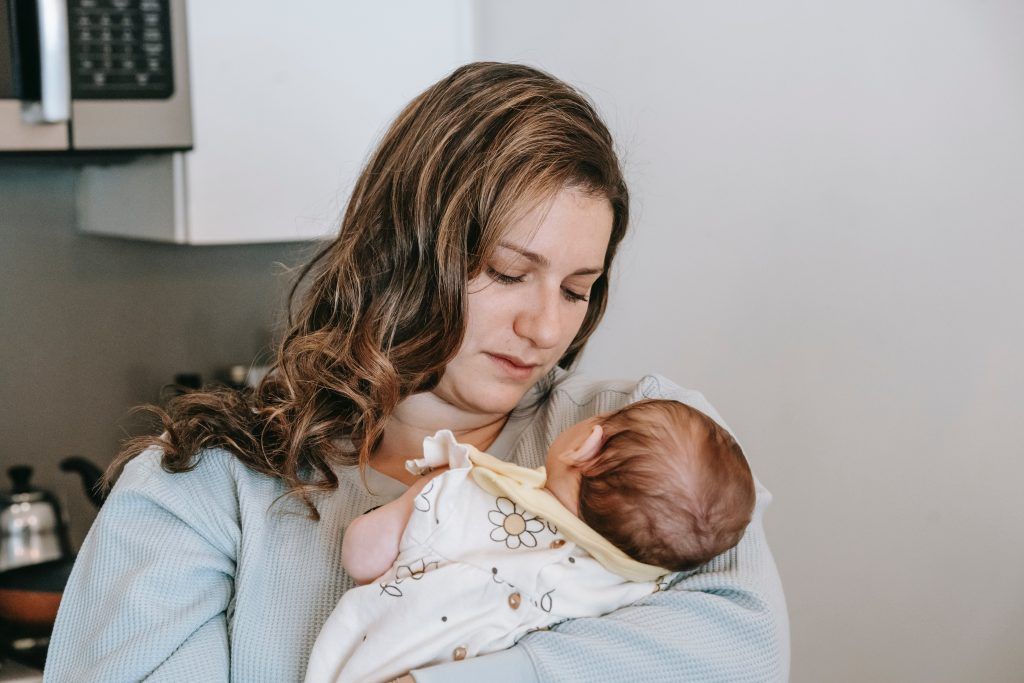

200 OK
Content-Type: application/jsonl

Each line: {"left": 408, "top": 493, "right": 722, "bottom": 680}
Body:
{"left": 77, "top": 1, "right": 473, "bottom": 244}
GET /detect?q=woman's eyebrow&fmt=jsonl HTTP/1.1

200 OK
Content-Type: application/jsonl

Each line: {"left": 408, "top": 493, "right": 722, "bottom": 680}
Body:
{"left": 497, "top": 241, "right": 604, "bottom": 276}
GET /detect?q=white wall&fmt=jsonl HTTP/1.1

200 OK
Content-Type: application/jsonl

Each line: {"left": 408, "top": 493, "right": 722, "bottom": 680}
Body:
{"left": 475, "top": 2, "right": 1024, "bottom": 681}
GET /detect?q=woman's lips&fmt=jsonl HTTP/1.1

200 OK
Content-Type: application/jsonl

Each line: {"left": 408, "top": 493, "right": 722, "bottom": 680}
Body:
{"left": 486, "top": 353, "right": 539, "bottom": 380}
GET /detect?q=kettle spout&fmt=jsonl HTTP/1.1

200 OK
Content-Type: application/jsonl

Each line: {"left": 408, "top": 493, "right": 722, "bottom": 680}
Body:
{"left": 59, "top": 456, "right": 108, "bottom": 508}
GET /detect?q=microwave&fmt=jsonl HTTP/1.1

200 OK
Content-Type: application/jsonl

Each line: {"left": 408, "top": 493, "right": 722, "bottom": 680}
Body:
{"left": 0, "top": 0, "right": 191, "bottom": 152}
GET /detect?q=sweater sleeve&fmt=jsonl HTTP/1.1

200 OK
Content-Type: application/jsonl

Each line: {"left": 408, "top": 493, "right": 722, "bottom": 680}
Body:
{"left": 44, "top": 447, "right": 240, "bottom": 682}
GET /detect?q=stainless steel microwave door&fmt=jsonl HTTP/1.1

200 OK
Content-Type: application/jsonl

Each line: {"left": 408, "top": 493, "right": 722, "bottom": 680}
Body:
{"left": 0, "top": 0, "right": 70, "bottom": 150}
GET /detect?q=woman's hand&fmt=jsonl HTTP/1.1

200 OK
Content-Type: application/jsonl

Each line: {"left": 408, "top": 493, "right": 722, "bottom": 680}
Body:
{"left": 389, "top": 676, "right": 414, "bottom": 683}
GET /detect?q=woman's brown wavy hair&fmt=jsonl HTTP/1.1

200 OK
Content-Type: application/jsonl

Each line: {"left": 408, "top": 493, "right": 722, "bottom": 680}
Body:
{"left": 108, "top": 62, "right": 631, "bottom": 516}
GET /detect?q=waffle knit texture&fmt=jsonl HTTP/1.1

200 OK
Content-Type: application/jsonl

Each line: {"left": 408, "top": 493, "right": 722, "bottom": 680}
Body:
{"left": 44, "top": 371, "right": 789, "bottom": 682}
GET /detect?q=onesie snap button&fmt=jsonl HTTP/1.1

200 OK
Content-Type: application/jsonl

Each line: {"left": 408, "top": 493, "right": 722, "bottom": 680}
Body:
{"left": 550, "top": 539, "right": 565, "bottom": 549}
{"left": 508, "top": 592, "right": 521, "bottom": 609}
{"left": 453, "top": 646, "right": 467, "bottom": 660}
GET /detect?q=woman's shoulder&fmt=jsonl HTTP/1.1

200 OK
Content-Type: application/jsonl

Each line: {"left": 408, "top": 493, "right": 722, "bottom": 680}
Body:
{"left": 116, "top": 443, "right": 268, "bottom": 495}
{"left": 551, "top": 371, "right": 694, "bottom": 400}
{"left": 108, "top": 444, "right": 287, "bottom": 550}
{"left": 547, "top": 370, "right": 730, "bottom": 432}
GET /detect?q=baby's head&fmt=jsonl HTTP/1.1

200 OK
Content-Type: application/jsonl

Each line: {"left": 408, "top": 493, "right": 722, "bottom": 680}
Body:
{"left": 544, "top": 399, "right": 755, "bottom": 572}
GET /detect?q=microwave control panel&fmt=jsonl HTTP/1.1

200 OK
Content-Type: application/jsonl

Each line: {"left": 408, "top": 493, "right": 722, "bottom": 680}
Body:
{"left": 68, "top": 0, "right": 174, "bottom": 99}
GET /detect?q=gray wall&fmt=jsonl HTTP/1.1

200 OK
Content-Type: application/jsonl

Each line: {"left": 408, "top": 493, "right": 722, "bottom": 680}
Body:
{"left": 476, "top": 1, "right": 1023, "bottom": 682}
{"left": 0, "top": 160, "right": 309, "bottom": 547}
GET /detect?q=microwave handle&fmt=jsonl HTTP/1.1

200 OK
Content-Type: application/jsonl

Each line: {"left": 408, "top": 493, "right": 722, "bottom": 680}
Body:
{"left": 22, "top": 0, "right": 71, "bottom": 124}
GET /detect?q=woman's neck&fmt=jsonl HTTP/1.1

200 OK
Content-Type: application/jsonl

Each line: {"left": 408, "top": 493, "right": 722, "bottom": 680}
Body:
{"left": 370, "top": 392, "right": 509, "bottom": 485}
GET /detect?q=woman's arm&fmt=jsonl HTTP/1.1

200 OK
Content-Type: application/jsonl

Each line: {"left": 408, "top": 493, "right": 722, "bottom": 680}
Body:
{"left": 44, "top": 448, "right": 239, "bottom": 681}
{"left": 520, "top": 488, "right": 787, "bottom": 681}
{"left": 342, "top": 467, "right": 447, "bottom": 584}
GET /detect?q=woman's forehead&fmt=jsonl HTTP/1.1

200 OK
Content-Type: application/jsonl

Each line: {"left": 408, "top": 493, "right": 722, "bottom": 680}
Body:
{"left": 498, "top": 188, "right": 613, "bottom": 267}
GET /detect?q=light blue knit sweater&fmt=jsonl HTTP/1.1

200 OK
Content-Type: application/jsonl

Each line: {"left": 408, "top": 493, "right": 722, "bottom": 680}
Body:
{"left": 45, "top": 372, "right": 789, "bottom": 682}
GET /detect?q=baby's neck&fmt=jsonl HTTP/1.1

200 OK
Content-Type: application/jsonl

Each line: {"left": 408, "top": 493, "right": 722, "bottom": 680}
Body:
{"left": 542, "top": 473, "right": 582, "bottom": 518}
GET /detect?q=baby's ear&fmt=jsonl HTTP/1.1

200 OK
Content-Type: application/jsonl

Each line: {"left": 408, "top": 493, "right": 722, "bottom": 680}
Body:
{"left": 568, "top": 425, "right": 604, "bottom": 465}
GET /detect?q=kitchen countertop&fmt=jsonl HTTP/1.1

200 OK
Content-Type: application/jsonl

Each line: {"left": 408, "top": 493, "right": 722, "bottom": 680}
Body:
{"left": 0, "top": 659, "right": 43, "bottom": 682}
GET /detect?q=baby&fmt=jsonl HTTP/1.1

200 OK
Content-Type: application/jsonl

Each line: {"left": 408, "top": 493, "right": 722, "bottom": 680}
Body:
{"left": 305, "top": 399, "right": 755, "bottom": 683}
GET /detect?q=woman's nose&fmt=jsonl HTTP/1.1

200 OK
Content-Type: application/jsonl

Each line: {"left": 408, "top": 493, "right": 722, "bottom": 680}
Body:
{"left": 513, "top": 289, "right": 562, "bottom": 349}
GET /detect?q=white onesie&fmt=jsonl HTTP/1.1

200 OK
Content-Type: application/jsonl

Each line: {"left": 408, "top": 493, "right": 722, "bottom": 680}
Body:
{"left": 304, "top": 431, "right": 667, "bottom": 683}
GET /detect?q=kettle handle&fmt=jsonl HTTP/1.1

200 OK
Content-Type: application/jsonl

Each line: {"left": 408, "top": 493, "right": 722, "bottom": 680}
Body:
{"left": 59, "top": 456, "right": 108, "bottom": 509}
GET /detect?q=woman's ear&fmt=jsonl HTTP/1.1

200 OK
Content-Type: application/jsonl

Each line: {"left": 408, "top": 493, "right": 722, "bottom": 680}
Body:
{"left": 568, "top": 424, "right": 603, "bottom": 465}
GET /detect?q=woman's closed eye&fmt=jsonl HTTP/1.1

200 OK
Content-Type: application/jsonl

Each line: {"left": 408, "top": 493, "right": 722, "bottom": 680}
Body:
{"left": 561, "top": 287, "right": 589, "bottom": 303}
{"left": 486, "top": 266, "right": 526, "bottom": 285}
{"left": 486, "top": 266, "right": 590, "bottom": 303}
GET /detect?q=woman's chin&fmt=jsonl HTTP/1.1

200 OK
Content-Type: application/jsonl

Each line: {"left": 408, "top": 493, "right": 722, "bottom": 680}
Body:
{"left": 434, "top": 359, "right": 546, "bottom": 417}
{"left": 448, "top": 379, "right": 534, "bottom": 417}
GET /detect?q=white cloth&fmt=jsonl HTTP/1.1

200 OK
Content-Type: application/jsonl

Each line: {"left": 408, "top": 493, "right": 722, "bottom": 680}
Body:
{"left": 305, "top": 431, "right": 660, "bottom": 683}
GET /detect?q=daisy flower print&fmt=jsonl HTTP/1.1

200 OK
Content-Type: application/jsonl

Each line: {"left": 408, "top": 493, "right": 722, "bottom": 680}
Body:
{"left": 488, "top": 497, "right": 545, "bottom": 549}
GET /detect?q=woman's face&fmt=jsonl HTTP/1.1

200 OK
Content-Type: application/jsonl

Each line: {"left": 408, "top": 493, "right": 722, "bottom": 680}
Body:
{"left": 432, "top": 187, "right": 614, "bottom": 418}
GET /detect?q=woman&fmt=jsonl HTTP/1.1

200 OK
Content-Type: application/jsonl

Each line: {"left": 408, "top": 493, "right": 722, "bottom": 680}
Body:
{"left": 45, "top": 62, "right": 788, "bottom": 682}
